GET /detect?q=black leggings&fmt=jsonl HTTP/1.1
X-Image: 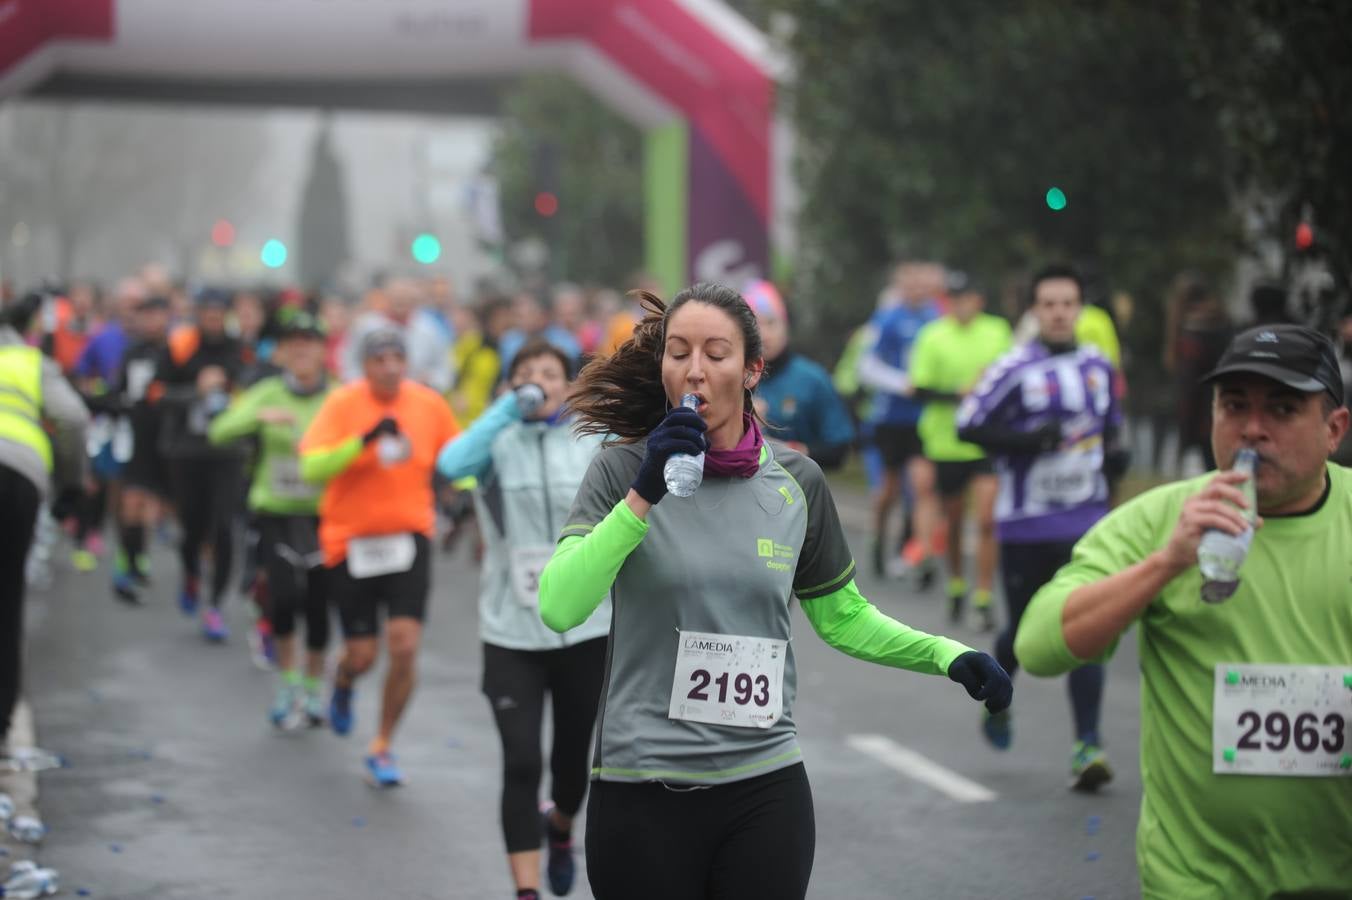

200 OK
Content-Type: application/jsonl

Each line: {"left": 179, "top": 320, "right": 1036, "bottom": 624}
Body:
{"left": 0, "top": 466, "right": 41, "bottom": 744}
{"left": 255, "top": 515, "right": 328, "bottom": 651}
{"left": 482, "top": 638, "right": 607, "bottom": 853}
{"left": 586, "top": 763, "right": 816, "bottom": 900}
{"left": 996, "top": 540, "right": 1106, "bottom": 745}
{"left": 170, "top": 459, "right": 240, "bottom": 607}
{"left": 76, "top": 480, "right": 107, "bottom": 543}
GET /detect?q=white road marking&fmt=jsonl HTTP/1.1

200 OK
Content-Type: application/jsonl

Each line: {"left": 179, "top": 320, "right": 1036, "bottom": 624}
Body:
{"left": 846, "top": 733, "right": 998, "bottom": 803}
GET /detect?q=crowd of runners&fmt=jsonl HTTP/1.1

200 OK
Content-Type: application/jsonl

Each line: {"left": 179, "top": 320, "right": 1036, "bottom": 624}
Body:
{"left": 0, "top": 262, "right": 1348, "bottom": 898}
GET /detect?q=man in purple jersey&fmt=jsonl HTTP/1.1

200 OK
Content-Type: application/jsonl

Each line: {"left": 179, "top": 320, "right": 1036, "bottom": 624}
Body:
{"left": 957, "top": 264, "right": 1127, "bottom": 792}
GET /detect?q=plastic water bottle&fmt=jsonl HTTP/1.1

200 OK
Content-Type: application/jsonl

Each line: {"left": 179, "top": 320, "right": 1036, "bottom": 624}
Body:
{"left": 0, "top": 747, "right": 66, "bottom": 774}
{"left": 1197, "top": 448, "right": 1259, "bottom": 603}
{"left": 7, "top": 816, "right": 47, "bottom": 845}
{"left": 0, "top": 860, "right": 59, "bottom": 898}
{"left": 663, "top": 393, "right": 705, "bottom": 498}
{"left": 0, "top": 792, "right": 14, "bottom": 823}
{"left": 514, "top": 383, "right": 546, "bottom": 418}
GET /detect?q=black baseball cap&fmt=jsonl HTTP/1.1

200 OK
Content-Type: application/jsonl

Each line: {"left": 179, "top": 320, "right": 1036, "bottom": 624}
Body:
{"left": 195, "top": 287, "right": 232, "bottom": 310}
{"left": 1202, "top": 324, "right": 1344, "bottom": 406}
{"left": 275, "top": 309, "right": 326, "bottom": 340}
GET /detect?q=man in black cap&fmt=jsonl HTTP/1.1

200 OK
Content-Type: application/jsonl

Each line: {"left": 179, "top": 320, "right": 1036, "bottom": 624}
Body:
{"left": 1013, "top": 323, "right": 1350, "bottom": 897}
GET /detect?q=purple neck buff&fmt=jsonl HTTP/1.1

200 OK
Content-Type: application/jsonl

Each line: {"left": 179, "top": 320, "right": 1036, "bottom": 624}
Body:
{"left": 703, "top": 414, "right": 764, "bottom": 479}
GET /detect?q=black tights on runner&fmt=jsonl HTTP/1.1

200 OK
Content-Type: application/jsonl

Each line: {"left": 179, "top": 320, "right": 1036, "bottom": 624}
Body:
{"left": 0, "top": 466, "right": 41, "bottom": 744}
{"left": 482, "top": 638, "right": 607, "bottom": 853}
{"left": 75, "top": 480, "right": 107, "bottom": 544}
{"left": 256, "top": 515, "right": 328, "bottom": 651}
{"left": 171, "top": 459, "right": 240, "bottom": 607}
{"left": 996, "top": 539, "right": 1106, "bottom": 745}
{"left": 586, "top": 763, "right": 816, "bottom": 900}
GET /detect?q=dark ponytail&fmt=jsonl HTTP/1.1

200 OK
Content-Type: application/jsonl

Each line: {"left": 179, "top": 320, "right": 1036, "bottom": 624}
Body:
{"left": 570, "top": 282, "right": 765, "bottom": 441}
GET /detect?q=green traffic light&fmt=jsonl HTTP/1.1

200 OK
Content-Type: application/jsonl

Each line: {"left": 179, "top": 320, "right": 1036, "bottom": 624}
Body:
{"left": 1045, "top": 187, "right": 1067, "bottom": 211}
{"left": 260, "top": 239, "right": 288, "bottom": 269}
{"left": 411, "top": 233, "right": 442, "bottom": 265}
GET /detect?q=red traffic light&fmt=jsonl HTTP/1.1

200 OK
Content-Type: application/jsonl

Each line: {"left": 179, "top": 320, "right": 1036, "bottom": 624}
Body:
{"left": 211, "top": 219, "right": 236, "bottom": 248}
{"left": 1295, "top": 222, "right": 1314, "bottom": 250}
{"left": 534, "top": 192, "right": 558, "bottom": 218}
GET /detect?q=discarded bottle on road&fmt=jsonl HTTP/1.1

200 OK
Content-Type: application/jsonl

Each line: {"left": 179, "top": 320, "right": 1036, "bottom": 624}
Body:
{"left": 0, "top": 747, "right": 66, "bottom": 774}
{"left": 663, "top": 393, "right": 705, "bottom": 498}
{"left": 7, "top": 816, "right": 46, "bottom": 845}
{"left": 514, "top": 382, "right": 546, "bottom": 418}
{"left": 0, "top": 860, "right": 59, "bottom": 898}
{"left": 1197, "top": 448, "right": 1258, "bottom": 603}
{"left": 0, "top": 792, "right": 13, "bottom": 823}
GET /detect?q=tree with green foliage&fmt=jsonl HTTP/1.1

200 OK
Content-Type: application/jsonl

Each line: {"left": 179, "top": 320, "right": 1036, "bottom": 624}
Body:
{"left": 490, "top": 75, "right": 645, "bottom": 287}
{"left": 766, "top": 0, "right": 1240, "bottom": 372}
{"left": 1181, "top": 0, "right": 1351, "bottom": 329}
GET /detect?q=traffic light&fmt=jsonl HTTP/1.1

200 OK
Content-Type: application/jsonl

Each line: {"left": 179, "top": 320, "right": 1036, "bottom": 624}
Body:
{"left": 260, "top": 239, "right": 288, "bottom": 269}
{"left": 534, "top": 192, "right": 559, "bottom": 218}
{"left": 211, "top": 219, "right": 236, "bottom": 248}
{"left": 411, "top": 233, "right": 442, "bottom": 265}
{"left": 532, "top": 140, "right": 560, "bottom": 219}
{"left": 1295, "top": 222, "right": 1314, "bottom": 251}
{"left": 1045, "top": 187, "right": 1067, "bottom": 211}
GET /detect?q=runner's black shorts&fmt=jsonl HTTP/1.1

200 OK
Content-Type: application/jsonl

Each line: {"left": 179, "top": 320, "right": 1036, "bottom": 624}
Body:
{"left": 873, "top": 423, "right": 924, "bottom": 468}
{"left": 327, "top": 533, "right": 431, "bottom": 638}
{"left": 122, "top": 421, "right": 170, "bottom": 497}
{"left": 935, "top": 458, "right": 995, "bottom": 498}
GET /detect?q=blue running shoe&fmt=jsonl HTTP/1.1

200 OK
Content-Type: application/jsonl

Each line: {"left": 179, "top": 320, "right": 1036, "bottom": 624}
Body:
{"left": 269, "top": 685, "right": 298, "bottom": 728}
{"left": 329, "top": 686, "right": 354, "bottom": 737}
{"left": 202, "top": 608, "right": 229, "bottom": 643}
{"left": 178, "top": 578, "right": 200, "bottom": 617}
{"left": 542, "top": 804, "right": 576, "bottom": 896}
{"left": 112, "top": 572, "right": 141, "bottom": 605}
{"left": 364, "top": 751, "right": 403, "bottom": 788}
{"left": 1069, "top": 741, "right": 1113, "bottom": 792}
{"left": 982, "top": 708, "right": 1012, "bottom": 750}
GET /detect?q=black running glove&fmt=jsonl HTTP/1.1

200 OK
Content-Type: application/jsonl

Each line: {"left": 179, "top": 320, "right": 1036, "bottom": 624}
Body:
{"left": 947, "top": 651, "right": 1013, "bottom": 713}
{"left": 630, "top": 406, "right": 708, "bottom": 505}
{"left": 362, "top": 416, "right": 400, "bottom": 446}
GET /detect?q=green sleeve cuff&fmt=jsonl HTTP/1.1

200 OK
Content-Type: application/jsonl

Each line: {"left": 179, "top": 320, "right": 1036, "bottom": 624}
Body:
{"left": 802, "top": 580, "right": 972, "bottom": 676}
{"left": 206, "top": 401, "right": 256, "bottom": 446}
{"left": 539, "top": 500, "right": 648, "bottom": 633}
{"left": 300, "top": 436, "right": 362, "bottom": 483}
{"left": 1013, "top": 584, "right": 1091, "bottom": 677}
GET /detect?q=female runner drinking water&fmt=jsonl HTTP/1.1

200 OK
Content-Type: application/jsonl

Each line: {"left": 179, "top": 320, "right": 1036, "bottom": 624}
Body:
{"left": 538, "top": 282, "right": 1011, "bottom": 899}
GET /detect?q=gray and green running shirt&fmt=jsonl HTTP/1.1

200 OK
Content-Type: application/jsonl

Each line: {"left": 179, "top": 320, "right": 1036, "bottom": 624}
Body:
{"left": 541, "top": 439, "right": 971, "bottom": 785}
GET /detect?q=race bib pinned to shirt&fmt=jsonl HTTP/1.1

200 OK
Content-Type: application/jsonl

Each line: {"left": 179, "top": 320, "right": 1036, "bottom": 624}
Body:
{"left": 376, "top": 434, "right": 412, "bottom": 467}
{"left": 269, "top": 457, "right": 319, "bottom": 502}
{"left": 1027, "top": 441, "right": 1101, "bottom": 507}
{"left": 347, "top": 533, "right": 416, "bottom": 579}
{"left": 125, "top": 359, "right": 155, "bottom": 403}
{"left": 510, "top": 545, "right": 554, "bottom": 608}
{"left": 1213, "top": 663, "right": 1352, "bottom": 777}
{"left": 669, "top": 630, "right": 786, "bottom": 730}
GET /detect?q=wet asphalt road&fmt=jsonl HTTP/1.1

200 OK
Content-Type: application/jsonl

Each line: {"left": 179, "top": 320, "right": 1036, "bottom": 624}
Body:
{"left": 21, "top": 498, "right": 1143, "bottom": 899}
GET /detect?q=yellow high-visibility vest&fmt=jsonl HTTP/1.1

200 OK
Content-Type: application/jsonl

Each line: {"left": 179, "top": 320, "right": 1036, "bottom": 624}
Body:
{"left": 0, "top": 345, "right": 51, "bottom": 471}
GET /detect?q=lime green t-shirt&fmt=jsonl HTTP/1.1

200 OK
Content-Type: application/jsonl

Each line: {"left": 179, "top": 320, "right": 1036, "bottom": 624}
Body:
{"left": 1015, "top": 464, "right": 1352, "bottom": 899}
{"left": 1076, "top": 304, "right": 1121, "bottom": 370}
{"left": 909, "top": 313, "right": 1012, "bottom": 462}
{"left": 208, "top": 375, "right": 333, "bottom": 516}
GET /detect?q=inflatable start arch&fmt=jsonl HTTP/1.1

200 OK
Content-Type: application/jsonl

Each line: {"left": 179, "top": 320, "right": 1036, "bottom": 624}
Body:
{"left": 0, "top": 0, "right": 777, "bottom": 291}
